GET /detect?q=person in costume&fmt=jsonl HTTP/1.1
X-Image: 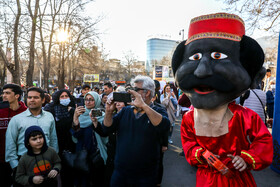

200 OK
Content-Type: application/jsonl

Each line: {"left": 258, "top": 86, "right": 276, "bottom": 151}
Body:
{"left": 172, "top": 13, "right": 273, "bottom": 187}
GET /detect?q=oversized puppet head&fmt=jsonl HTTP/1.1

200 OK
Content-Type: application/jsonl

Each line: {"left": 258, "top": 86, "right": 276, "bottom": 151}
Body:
{"left": 172, "top": 13, "right": 265, "bottom": 109}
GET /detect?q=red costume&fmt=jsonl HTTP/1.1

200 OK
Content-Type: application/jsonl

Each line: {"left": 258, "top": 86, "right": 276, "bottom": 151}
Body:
{"left": 181, "top": 102, "right": 273, "bottom": 186}
{"left": 172, "top": 12, "right": 273, "bottom": 186}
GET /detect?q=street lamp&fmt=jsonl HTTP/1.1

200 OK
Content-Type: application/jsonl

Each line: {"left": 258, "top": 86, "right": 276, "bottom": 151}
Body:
{"left": 179, "top": 29, "right": 184, "bottom": 41}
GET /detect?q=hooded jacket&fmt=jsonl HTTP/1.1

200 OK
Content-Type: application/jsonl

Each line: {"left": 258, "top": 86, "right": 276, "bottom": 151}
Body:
{"left": 16, "top": 126, "right": 61, "bottom": 187}
{"left": 0, "top": 101, "right": 27, "bottom": 162}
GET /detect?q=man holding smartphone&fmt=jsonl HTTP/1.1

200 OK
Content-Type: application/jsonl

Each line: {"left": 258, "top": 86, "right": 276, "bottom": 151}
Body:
{"left": 103, "top": 75, "right": 170, "bottom": 186}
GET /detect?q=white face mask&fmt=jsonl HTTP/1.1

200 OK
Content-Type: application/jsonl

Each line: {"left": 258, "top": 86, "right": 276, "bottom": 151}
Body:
{"left": 60, "top": 98, "right": 71, "bottom": 106}
{"left": 271, "top": 85, "right": 276, "bottom": 89}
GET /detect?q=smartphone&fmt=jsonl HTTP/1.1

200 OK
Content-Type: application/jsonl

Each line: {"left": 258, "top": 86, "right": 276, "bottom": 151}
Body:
{"left": 75, "top": 98, "right": 84, "bottom": 106}
{"left": 91, "top": 109, "right": 102, "bottom": 117}
{"left": 113, "top": 92, "right": 132, "bottom": 103}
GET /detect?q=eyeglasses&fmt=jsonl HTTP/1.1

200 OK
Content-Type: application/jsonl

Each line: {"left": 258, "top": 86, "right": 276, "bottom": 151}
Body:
{"left": 132, "top": 87, "right": 146, "bottom": 92}
{"left": 85, "top": 99, "right": 95, "bottom": 102}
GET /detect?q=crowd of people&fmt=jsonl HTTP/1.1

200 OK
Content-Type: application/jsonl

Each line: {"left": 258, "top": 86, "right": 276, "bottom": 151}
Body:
{"left": 0, "top": 75, "right": 184, "bottom": 187}
{"left": 238, "top": 68, "right": 276, "bottom": 127}
{"left": 0, "top": 66, "right": 276, "bottom": 187}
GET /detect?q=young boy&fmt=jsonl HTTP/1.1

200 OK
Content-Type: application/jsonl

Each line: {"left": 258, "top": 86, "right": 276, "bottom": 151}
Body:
{"left": 15, "top": 126, "right": 61, "bottom": 187}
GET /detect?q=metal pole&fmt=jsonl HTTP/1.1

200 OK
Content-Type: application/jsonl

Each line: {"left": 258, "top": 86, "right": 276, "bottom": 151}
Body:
{"left": 179, "top": 29, "right": 184, "bottom": 41}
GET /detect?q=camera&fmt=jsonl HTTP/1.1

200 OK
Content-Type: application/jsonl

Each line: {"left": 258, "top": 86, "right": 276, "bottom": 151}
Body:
{"left": 75, "top": 98, "right": 84, "bottom": 106}
{"left": 113, "top": 92, "right": 131, "bottom": 103}
{"left": 91, "top": 108, "right": 102, "bottom": 117}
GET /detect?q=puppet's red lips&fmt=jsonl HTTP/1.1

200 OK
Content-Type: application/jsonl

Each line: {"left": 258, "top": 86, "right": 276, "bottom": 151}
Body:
{"left": 193, "top": 86, "right": 215, "bottom": 95}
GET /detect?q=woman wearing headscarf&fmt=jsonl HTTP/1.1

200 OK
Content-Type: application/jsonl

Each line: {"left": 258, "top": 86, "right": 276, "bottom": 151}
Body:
{"left": 160, "top": 84, "right": 178, "bottom": 144}
{"left": 72, "top": 91, "right": 108, "bottom": 187}
{"left": 44, "top": 89, "right": 76, "bottom": 187}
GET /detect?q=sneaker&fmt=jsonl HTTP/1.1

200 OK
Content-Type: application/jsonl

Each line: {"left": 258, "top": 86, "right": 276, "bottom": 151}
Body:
{"left": 168, "top": 139, "right": 173, "bottom": 144}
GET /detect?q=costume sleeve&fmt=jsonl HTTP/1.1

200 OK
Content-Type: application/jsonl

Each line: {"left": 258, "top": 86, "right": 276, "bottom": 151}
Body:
{"left": 5, "top": 117, "right": 19, "bottom": 169}
{"left": 15, "top": 156, "right": 30, "bottom": 186}
{"left": 49, "top": 115, "right": 59, "bottom": 153}
{"left": 181, "top": 112, "right": 208, "bottom": 167}
{"left": 240, "top": 111, "right": 273, "bottom": 171}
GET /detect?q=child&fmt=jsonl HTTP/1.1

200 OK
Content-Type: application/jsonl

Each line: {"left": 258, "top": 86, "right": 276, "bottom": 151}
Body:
{"left": 16, "top": 126, "right": 61, "bottom": 187}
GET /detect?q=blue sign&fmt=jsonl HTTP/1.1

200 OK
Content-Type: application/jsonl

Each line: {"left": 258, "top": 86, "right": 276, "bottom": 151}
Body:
{"left": 271, "top": 32, "right": 280, "bottom": 173}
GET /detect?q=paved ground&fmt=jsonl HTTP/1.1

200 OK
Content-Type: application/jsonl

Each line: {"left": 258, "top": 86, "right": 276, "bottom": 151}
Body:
{"left": 161, "top": 117, "right": 280, "bottom": 187}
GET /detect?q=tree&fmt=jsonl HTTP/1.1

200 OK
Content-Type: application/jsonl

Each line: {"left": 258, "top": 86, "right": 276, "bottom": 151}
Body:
{"left": 0, "top": 0, "right": 21, "bottom": 84}
{"left": 26, "top": 0, "right": 40, "bottom": 87}
{"left": 222, "top": 0, "right": 280, "bottom": 33}
{"left": 122, "top": 50, "right": 138, "bottom": 82}
{"left": 37, "top": 0, "right": 65, "bottom": 90}
{"left": 0, "top": 0, "right": 103, "bottom": 89}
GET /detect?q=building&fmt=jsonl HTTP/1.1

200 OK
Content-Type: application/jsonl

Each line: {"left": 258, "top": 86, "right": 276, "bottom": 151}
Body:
{"left": 146, "top": 38, "right": 179, "bottom": 77}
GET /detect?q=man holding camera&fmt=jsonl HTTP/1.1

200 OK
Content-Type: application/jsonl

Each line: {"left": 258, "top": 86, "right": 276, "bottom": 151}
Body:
{"left": 103, "top": 75, "right": 170, "bottom": 186}
{"left": 0, "top": 84, "right": 27, "bottom": 187}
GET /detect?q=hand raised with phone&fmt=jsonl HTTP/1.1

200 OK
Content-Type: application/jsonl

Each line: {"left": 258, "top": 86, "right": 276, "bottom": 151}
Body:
{"left": 73, "top": 104, "right": 85, "bottom": 126}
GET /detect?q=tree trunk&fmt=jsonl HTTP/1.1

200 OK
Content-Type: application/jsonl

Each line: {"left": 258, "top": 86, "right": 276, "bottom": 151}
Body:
{"left": 0, "top": 63, "right": 6, "bottom": 87}
{"left": 58, "top": 44, "right": 66, "bottom": 90}
{"left": 12, "top": 0, "right": 21, "bottom": 84}
{"left": 26, "top": 0, "right": 39, "bottom": 87}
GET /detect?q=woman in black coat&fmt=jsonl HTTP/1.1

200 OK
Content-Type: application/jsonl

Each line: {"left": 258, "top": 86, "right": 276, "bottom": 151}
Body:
{"left": 44, "top": 89, "right": 76, "bottom": 187}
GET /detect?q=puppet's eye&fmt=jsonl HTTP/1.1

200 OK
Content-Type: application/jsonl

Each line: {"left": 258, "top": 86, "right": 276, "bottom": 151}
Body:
{"left": 189, "top": 53, "right": 202, "bottom": 60}
{"left": 211, "top": 52, "right": 227, "bottom": 60}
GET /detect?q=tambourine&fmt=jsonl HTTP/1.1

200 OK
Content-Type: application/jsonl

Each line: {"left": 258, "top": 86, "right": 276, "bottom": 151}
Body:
{"left": 202, "top": 150, "right": 234, "bottom": 178}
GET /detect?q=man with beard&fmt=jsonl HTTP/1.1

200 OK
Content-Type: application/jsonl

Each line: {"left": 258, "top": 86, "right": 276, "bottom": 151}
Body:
{"left": 5, "top": 87, "right": 58, "bottom": 186}
{"left": 172, "top": 13, "right": 273, "bottom": 187}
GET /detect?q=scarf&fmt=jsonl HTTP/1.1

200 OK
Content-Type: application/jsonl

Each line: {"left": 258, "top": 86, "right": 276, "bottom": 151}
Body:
{"left": 78, "top": 91, "right": 108, "bottom": 164}
{"left": 54, "top": 104, "right": 70, "bottom": 121}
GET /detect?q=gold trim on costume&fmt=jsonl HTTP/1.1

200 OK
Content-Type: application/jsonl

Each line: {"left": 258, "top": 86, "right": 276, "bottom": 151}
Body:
{"left": 185, "top": 32, "right": 242, "bottom": 45}
{"left": 195, "top": 148, "right": 204, "bottom": 164}
{"left": 241, "top": 151, "right": 256, "bottom": 169}
{"left": 190, "top": 13, "right": 245, "bottom": 25}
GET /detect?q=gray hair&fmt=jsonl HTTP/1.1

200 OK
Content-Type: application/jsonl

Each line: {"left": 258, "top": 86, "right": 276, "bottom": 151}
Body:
{"left": 131, "top": 75, "right": 155, "bottom": 99}
{"left": 116, "top": 86, "right": 126, "bottom": 92}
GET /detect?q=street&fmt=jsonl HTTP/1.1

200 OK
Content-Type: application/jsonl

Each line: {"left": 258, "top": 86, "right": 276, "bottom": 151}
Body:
{"left": 161, "top": 117, "right": 280, "bottom": 187}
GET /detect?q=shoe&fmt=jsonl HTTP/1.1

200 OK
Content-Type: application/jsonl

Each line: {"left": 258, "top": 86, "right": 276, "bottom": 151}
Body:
{"left": 168, "top": 139, "right": 173, "bottom": 144}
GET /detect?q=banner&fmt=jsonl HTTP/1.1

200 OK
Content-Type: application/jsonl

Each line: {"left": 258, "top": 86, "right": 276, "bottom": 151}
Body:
{"left": 271, "top": 32, "right": 280, "bottom": 173}
{"left": 83, "top": 74, "right": 99, "bottom": 83}
{"left": 155, "top": 66, "right": 162, "bottom": 80}
{"left": 162, "top": 66, "right": 169, "bottom": 78}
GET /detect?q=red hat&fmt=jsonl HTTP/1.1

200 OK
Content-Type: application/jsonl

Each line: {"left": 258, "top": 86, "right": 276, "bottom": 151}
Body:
{"left": 186, "top": 13, "right": 245, "bottom": 45}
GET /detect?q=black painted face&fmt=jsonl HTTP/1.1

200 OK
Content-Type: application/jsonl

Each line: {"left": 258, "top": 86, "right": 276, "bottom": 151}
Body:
{"left": 175, "top": 38, "right": 251, "bottom": 109}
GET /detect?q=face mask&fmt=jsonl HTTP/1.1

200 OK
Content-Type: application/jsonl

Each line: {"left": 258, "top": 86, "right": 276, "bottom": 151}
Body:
{"left": 60, "top": 98, "right": 71, "bottom": 106}
{"left": 271, "top": 85, "right": 276, "bottom": 89}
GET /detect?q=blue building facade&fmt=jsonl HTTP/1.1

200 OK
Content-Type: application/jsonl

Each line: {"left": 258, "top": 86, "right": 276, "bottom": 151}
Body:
{"left": 146, "top": 38, "right": 179, "bottom": 74}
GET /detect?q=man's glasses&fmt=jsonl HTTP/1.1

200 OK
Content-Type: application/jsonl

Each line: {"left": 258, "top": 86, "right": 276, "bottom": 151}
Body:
{"left": 131, "top": 87, "right": 146, "bottom": 92}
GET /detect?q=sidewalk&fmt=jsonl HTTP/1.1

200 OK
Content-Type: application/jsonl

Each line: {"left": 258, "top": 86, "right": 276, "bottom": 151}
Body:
{"left": 161, "top": 117, "right": 280, "bottom": 187}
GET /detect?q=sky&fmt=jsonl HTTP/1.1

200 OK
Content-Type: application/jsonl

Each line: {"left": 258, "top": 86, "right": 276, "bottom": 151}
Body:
{"left": 85, "top": 0, "right": 262, "bottom": 61}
